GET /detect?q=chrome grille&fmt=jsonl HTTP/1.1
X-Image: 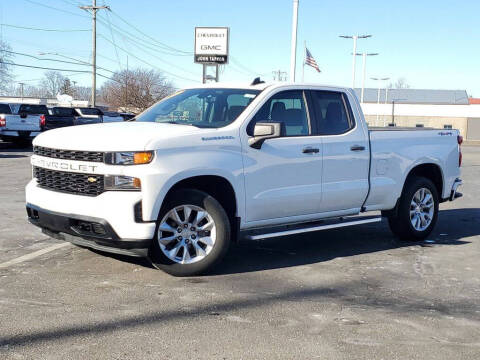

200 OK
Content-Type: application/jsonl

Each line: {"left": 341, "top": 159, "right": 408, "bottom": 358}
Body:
{"left": 33, "top": 146, "right": 104, "bottom": 162}
{"left": 33, "top": 167, "right": 104, "bottom": 196}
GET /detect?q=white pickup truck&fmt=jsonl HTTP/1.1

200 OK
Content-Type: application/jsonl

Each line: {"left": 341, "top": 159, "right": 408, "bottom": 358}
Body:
{"left": 26, "top": 82, "right": 463, "bottom": 276}
{"left": 0, "top": 103, "right": 46, "bottom": 144}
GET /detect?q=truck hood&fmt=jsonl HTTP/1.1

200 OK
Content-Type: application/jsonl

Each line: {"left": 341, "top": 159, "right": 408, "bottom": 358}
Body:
{"left": 33, "top": 122, "right": 211, "bottom": 151}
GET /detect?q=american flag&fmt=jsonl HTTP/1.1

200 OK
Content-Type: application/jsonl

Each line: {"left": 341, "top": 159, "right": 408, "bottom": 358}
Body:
{"left": 305, "top": 48, "right": 321, "bottom": 73}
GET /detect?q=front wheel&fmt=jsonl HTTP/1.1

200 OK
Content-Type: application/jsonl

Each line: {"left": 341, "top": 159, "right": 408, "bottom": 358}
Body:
{"left": 387, "top": 176, "right": 439, "bottom": 241}
{"left": 149, "top": 189, "right": 231, "bottom": 276}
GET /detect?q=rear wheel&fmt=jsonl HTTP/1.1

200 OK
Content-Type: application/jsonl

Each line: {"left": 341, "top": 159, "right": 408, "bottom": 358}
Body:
{"left": 149, "top": 189, "right": 231, "bottom": 276}
{"left": 387, "top": 176, "right": 439, "bottom": 241}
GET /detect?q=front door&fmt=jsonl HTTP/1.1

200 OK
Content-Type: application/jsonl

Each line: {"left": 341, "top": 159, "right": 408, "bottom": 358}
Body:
{"left": 242, "top": 90, "right": 323, "bottom": 223}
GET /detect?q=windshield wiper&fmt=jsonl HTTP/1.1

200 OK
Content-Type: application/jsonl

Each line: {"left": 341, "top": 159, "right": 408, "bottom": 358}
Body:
{"left": 164, "top": 121, "right": 200, "bottom": 127}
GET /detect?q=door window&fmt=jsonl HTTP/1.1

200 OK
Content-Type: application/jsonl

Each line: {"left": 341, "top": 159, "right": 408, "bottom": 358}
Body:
{"left": 248, "top": 90, "right": 310, "bottom": 136}
{"left": 310, "top": 91, "right": 354, "bottom": 135}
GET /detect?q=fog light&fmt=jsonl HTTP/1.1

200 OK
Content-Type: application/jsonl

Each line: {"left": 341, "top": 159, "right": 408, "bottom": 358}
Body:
{"left": 104, "top": 175, "right": 141, "bottom": 191}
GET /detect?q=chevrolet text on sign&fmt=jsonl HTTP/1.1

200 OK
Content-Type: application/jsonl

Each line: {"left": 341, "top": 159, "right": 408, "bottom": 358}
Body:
{"left": 194, "top": 27, "right": 229, "bottom": 64}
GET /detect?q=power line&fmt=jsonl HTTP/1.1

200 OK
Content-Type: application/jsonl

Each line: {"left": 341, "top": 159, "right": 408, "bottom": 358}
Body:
{"left": 98, "top": 33, "right": 198, "bottom": 77}
{"left": 3, "top": 61, "right": 120, "bottom": 85}
{"left": 23, "top": 0, "right": 89, "bottom": 18}
{"left": 97, "top": 34, "right": 199, "bottom": 83}
{"left": 108, "top": 9, "right": 191, "bottom": 55}
{"left": 95, "top": 16, "right": 191, "bottom": 57}
{"left": 104, "top": 11, "right": 121, "bottom": 68}
{"left": 4, "top": 49, "right": 115, "bottom": 74}
{"left": 17, "top": 72, "right": 87, "bottom": 82}
{"left": 1, "top": 61, "right": 93, "bottom": 73}
{"left": 0, "top": 23, "right": 90, "bottom": 32}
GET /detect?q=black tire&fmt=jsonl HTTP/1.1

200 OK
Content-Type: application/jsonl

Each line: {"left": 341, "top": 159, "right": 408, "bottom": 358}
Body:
{"left": 387, "top": 176, "right": 439, "bottom": 241}
{"left": 149, "top": 189, "right": 231, "bottom": 276}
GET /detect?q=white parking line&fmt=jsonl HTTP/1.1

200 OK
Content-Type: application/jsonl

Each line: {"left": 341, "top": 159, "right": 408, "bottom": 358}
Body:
{"left": 0, "top": 242, "right": 72, "bottom": 269}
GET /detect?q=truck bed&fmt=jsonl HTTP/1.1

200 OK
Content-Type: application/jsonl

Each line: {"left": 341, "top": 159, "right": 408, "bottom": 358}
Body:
{"left": 369, "top": 127, "right": 436, "bottom": 131}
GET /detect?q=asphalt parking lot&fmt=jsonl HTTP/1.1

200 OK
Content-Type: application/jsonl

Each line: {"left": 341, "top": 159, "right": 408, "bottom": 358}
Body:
{"left": 1, "top": 143, "right": 479, "bottom": 360}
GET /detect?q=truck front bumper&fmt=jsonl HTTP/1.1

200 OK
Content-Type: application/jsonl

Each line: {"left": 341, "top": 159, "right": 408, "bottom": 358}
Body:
{"left": 26, "top": 180, "right": 156, "bottom": 257}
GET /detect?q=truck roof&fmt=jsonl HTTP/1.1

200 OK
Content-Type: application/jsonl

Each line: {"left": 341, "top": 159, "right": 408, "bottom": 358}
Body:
{"left": 184, "top": 81, "right": 351, "bottom": 93}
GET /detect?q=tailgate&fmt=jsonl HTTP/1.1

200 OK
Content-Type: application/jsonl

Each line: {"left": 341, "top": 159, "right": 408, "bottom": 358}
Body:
{"left": 5, "top": 115, "right": 41, "bottom": 131}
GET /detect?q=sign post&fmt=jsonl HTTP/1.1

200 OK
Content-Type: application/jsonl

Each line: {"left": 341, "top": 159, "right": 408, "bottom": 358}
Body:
{"left": 194, "top": 27, "right": 229, "bottom": 83}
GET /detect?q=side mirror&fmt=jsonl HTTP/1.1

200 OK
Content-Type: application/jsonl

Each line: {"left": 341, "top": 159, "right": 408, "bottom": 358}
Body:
{"left": 248, "top": 122, "right": 283, "bottom": 149}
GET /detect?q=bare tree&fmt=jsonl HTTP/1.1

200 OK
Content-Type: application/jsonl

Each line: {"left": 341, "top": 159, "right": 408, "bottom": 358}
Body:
{"left": 100, "top": 68, "right": 175, "bottom": 112}
{"left": 40, "top": 71, "right": 66, "bottom": 97}
{"left": 388, "top": 77, "right": 411, "bottom": 89}
{"left": 74, "top": 85, "right": 92, "bottom": 101}
{"left": 0, "top": 40, "right": 14, "bottom": 94}
{"left": 60, "top": 78, "right": 74, "bottom": 96}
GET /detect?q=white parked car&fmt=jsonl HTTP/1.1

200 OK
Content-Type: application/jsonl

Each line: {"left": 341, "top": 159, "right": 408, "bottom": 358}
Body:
{"left": 0, "top": 103, "right": 47, "bottom": 144}
{"left": 26, "top": 81, "right": 463, "bottom": 276}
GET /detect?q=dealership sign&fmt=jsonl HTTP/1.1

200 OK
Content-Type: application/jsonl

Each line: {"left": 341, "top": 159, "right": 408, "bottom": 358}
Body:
{"left": 194, "top": 27, "right": 229, "bottom": 64}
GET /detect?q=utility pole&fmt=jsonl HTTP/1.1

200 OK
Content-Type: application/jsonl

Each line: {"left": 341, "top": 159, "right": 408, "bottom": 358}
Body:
{"left": 353, "top": 52, "right": 378, "bottom": 103}
{"left": 72, "top": 80, "right": 77, "bottom": 99}
{"left": 80, "top": 0, "right": 109, "bottom": 107}
{"left": 272, "top": 70, "right": 287, "bottom": 81}
{"left": 18, "top": 82, "right": 25, "bottom": 101}
{"left": 125, "top": 55, "right": 128, "bottom": 112}
{"left": 339, "top": 34, "right": 372, "bottom": 88}
{"left": 290, "top": 0, "right": 299, "bottom": 82}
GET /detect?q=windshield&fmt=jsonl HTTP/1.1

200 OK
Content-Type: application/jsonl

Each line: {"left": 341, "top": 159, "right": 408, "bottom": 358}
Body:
{"left": 135, "top": 88, "right": 260, "bottom": 128}
{"left": 18, "top": 104, "right": 49, "bottom": 115}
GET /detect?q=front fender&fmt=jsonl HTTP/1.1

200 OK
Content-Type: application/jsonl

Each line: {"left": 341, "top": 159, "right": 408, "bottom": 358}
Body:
{"left": 141, "top": 147, "right": 245, "bottom": 222}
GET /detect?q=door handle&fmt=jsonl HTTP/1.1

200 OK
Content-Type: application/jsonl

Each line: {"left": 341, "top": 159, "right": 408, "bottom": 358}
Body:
{"left": 350, "top": 145, "right": 365, "bottom": 152}
{"left": 302, "top": 147, "right": 319, "bottom": 154}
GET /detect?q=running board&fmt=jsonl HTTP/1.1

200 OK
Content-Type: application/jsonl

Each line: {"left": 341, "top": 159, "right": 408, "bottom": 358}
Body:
{"left": 243, "top": 217, "right": 382, "bottom": 241}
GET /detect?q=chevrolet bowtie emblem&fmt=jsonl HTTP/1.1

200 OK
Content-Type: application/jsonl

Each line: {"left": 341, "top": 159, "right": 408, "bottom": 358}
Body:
{"left": 87, "top": 177, "right": 97, "bottom": 183}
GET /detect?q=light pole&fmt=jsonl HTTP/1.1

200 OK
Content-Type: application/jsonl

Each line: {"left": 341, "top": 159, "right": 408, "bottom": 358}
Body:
{"left": 339, "top": 34, "right": 371, "bottom": 88}
{"left": 354, "top": 52, "right": 378, "bottom": 103}
{"left": 290, "top": 0, "right": 299, "bottom": 82}
{"left": 18, "top": 82, "right": 25, "bottom": 101}
{"left": 371, "top": 77, "right": 390, "bottom": 125}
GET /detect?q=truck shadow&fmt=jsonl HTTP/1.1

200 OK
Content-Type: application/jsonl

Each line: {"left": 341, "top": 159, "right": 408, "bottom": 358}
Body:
{"left": 96, "top": 208, "right": 478, "bottom": 274}
{"left": 211, "top": 208, "right": 478, "bottom": 275}
{"left": 0, "top": 154, "right": 29, "bottom": 158}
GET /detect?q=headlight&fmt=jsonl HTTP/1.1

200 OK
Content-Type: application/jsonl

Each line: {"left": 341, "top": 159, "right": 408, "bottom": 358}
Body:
{"left": 104, "top": 175, "right": 141, "bottom": 191}
{"left": 104, "top": 151, "right": 153, "bottom": 165}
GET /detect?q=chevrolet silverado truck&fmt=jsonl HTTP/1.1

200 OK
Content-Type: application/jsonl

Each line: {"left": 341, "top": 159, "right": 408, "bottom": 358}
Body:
{"left": 0, "top": 103, "right": 47, "bottom": 144}
{"left": 26, "top": 81, "right": 463, "bottom": 276}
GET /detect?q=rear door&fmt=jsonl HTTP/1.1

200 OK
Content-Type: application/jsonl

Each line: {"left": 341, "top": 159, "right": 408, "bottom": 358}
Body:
{"left": 309, "top": 90, "right": 369, "bottom": 213}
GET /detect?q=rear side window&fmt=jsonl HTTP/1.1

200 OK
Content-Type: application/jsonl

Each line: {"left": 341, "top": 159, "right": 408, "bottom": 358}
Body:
{"left": 52, "top": 107, "right": 76, "bottom": 116}
{"left": 249, "top": 90, "right": 310, "bottom": 136}
{"left": 18, "top": 104, "right": 49, "bottom": 115}
{"left": 310, "top": 91, "right": 354, "bottom": 135}
{"left": 78, "top": 108, "right": 102, "bottom": 115}
{"left": 0, "top": 104, "right": 11, "bottom": 114}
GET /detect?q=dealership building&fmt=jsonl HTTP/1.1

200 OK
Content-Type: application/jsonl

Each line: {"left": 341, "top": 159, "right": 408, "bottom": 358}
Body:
{"left": 355, "top": 88, "right": 480, "bottom": 140}
{"left": 1, "top": 88, "right": 480, "bottom": 140}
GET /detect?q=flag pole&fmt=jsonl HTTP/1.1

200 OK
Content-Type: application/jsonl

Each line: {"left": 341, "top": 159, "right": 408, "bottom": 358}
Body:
{"left": 302, "top": 41, "right": 305, "bottom": 82}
